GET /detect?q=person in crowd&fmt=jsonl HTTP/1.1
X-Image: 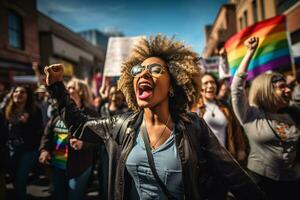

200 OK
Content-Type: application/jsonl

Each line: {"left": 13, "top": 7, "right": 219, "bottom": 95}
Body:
{"left": 93, "top": 95, "right": 102, "bottom": 111}
{"left": 191, "top": 73, "right": 247, "bottom": 199}
{"left": 0, "top": 85, "right": 43, "bottom": 199}
{"left": 0, "top": 82, "right": 7, "bottom": 103}
{"left": 231, "top": 36, "right": 300, "bottom": 200}
{"left": 39, "top": 78, "right": 98, "bottom": 200}
{"left": 35, "top": 84, "right": 50, "bottom": 127}
{"left": 97, "top": 85, "right": 128, "bottom": 200}
{"left": 32, "top": 61, "right": 45, "bottom": 85}
{"left": 217, "top": 78, "right": 231, "bottom": 103}
{"left": 192, "top": 73, "right": 247, "bottom": 163}
{"left": 100, "top": 85, "right": 128, "bottom": 117}
{"left": 44, "top": 35, "right": 265, "bottom": 200}
{"left": 290, "top": 71, "right": 300, "bottom": 109}
{"left": 0, "top": 97, "right": 9, "bottom": 200}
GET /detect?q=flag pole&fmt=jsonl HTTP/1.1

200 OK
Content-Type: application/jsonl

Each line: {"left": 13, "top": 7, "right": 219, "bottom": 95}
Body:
{"left": 285, "top": 15, "right": 297, "bottom": 79}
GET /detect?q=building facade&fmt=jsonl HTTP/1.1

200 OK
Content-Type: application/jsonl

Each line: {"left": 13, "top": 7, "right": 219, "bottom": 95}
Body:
{"left": 203, "top": 0, "right": 300, "bottom": 73}
{"left": 0, "top": 0, "right": 39, "bottom": 86}
{"left": 38, "top": 13, "right": 105, "bottom": 83}
{"left": 78, "top": 29, "right": 109, "bottom": 51}
{"left": 78, "top": 29, "right": 123, "bottom": 52}
{"left": 232, "top": 0, "right": 300, "bottom": 71}
{"left": 202, "top": 4, "right": 237, "bottom": 58}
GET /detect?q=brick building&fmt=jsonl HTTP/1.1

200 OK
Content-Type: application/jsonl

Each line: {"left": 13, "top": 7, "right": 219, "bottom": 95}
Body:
{"left": 203, "top": 0, "right": 300, "bottom": 73}
{"left": 0, "top": 0, "right": 39, "bottom": 86}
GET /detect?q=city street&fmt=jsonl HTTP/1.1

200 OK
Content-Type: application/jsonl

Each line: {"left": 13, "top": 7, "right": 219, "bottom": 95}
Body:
{"left": 0, "top": 0, "right": 299, "bottom": 199}
{"left": 5, "top": 168, "right": 100, "bottom": 200}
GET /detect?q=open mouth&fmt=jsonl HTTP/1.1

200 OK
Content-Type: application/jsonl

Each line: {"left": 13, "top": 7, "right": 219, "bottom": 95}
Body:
{"left": 206, "top": 90, "right": 215, "bottom": 95}
{"left": 137, "top": 81, "right": 153, "bottom": 100}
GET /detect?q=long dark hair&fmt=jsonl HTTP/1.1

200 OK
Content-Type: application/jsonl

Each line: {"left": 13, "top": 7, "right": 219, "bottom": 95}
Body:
{"left": 4, "top": 85, "right": 36, "bottom": 121}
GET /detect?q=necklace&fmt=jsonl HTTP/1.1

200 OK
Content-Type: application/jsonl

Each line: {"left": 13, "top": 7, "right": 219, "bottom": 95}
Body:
{"left": 145, "top": 114, "right": 171, "bottom": 149}
{"left": 205, "top": 102, "right": 217, "bottom": 118}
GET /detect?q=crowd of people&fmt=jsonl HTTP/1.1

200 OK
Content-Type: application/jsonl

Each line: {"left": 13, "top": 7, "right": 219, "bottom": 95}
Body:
{"left": 0, "top": 35, "right": 299, "bottom": 200}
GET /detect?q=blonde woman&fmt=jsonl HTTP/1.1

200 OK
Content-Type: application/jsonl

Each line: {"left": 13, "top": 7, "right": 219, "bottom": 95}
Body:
{"left": 231, "top": 36, "right": 300, "bottom": 200}
{"left": 44, "top": 35, "right": 265, "bottom": 200}
{"left": 39, "top": 78, "right": 98, "bottom": 200}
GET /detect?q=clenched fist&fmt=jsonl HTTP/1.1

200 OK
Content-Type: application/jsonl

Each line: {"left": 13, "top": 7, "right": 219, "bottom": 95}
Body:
{"left": 44, "top": 64, "right": 64, "bottom": 86}
{"left": 244, "top": 36, "right": 259, "bottom": 54}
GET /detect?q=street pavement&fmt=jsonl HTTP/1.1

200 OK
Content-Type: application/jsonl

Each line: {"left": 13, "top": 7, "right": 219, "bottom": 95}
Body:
{"left": 5, "top": 169, "right": 100, "bottom": 200}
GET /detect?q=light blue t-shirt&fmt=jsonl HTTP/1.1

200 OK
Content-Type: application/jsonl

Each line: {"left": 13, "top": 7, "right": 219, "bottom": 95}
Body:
{"left": 126, "top": 127, "right": 183, "bottom": 200}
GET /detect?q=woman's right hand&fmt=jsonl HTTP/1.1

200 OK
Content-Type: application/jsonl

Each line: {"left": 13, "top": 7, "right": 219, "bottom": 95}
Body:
{"left": 39, "top": 150, "right": 51, "bottom": 165}
{"left": 44, "top": 64, "right": 64, "bottom": 86}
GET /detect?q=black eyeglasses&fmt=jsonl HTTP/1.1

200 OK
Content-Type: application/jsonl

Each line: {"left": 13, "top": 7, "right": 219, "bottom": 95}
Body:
{"left": 130, "top": 63, "right": 165, "bottom": 77}
{"left": 273, "top": 82, "right": 289, "bottom": 91}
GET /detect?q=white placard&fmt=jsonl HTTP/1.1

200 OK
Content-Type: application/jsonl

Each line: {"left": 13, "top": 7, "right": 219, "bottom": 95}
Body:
{"left": 218, "top": 56, "right": 231, "bottom": 79}
{"left": 103, "top": 36, "right": 145, "bottom": 76}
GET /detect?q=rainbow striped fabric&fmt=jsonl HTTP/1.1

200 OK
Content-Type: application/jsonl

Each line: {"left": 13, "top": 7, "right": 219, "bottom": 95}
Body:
{"left": 52, "top": 132, "right": 68, "bottom": 170}
{"left": 51, "top": 119, "right": 69, "bottom": 170}
{"left": 224, "top": 15, "right": 291, "bottom": 80}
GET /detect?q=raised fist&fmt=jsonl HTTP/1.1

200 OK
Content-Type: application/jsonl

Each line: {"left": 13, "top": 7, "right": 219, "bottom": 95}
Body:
{"left": 44, "top": 64, "right": 64, "bottom": 86}
{"left": 244, "top": 36, "right": 259, "bottom": 53}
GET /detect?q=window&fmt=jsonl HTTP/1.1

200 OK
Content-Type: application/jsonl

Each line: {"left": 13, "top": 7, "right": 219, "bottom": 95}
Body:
{"left": 8, "top": 10, "right": 24, "bottom": 49}
{"left": 243, "top": 10, "right": 248, "bottom": 27}
{"left": 239, "top": 17, "right": 243, "bottom": 30}
{"left": 252, "top": 0, "right": 258, "bottom": 23}
{"left": 260, "top": 0, "right": 265, "bottom": 20}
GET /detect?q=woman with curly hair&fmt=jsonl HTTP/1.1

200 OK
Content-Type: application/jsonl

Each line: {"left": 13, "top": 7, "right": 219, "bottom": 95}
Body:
{"left": 44, "top": 35, "right": 265, "bottom": 200}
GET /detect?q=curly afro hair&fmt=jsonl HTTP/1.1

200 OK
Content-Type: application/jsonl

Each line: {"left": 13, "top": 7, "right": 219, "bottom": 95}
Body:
{"left": 118, "top": 34, "right": 202, "bottom": 118}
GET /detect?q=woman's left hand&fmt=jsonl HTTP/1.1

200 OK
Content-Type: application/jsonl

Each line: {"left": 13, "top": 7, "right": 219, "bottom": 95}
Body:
{"left": 70, "top": 138, "right": 83, "bottom": 150}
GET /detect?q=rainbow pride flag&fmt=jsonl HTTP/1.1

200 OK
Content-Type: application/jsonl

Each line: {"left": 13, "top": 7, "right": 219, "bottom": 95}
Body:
{"left": 225, "top": 15, "right": 291, "bottom": 80}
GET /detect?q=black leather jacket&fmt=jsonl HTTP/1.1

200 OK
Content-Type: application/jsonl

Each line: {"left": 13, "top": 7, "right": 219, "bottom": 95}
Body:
{"left": 48, "top": 82, "right": 265, "bottom": 200}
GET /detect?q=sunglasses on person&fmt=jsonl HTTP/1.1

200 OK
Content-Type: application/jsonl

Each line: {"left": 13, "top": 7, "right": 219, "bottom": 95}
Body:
{"left": 130, "top": 63, "right": 165, "bottom": 77}
{"left": 271, "top": 75, "right": 288, "bottom": 90}
{"left": 271, "top": 75, "right": 285, "bottom": 84}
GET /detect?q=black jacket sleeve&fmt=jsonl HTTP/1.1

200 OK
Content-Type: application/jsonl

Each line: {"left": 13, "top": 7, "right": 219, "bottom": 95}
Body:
{"left": 195, "top": 114, "right": 266, "bottom": 200}
{"left": 39, "top": 116, "right": 56, "bottom": 152}
{"left": 47, "top": 82, "right": 116, "bottom": 144}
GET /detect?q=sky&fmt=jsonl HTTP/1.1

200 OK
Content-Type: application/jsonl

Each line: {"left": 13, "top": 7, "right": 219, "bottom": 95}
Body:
{"left": 37, "top": 0, "right": 228, "bottom": 55}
